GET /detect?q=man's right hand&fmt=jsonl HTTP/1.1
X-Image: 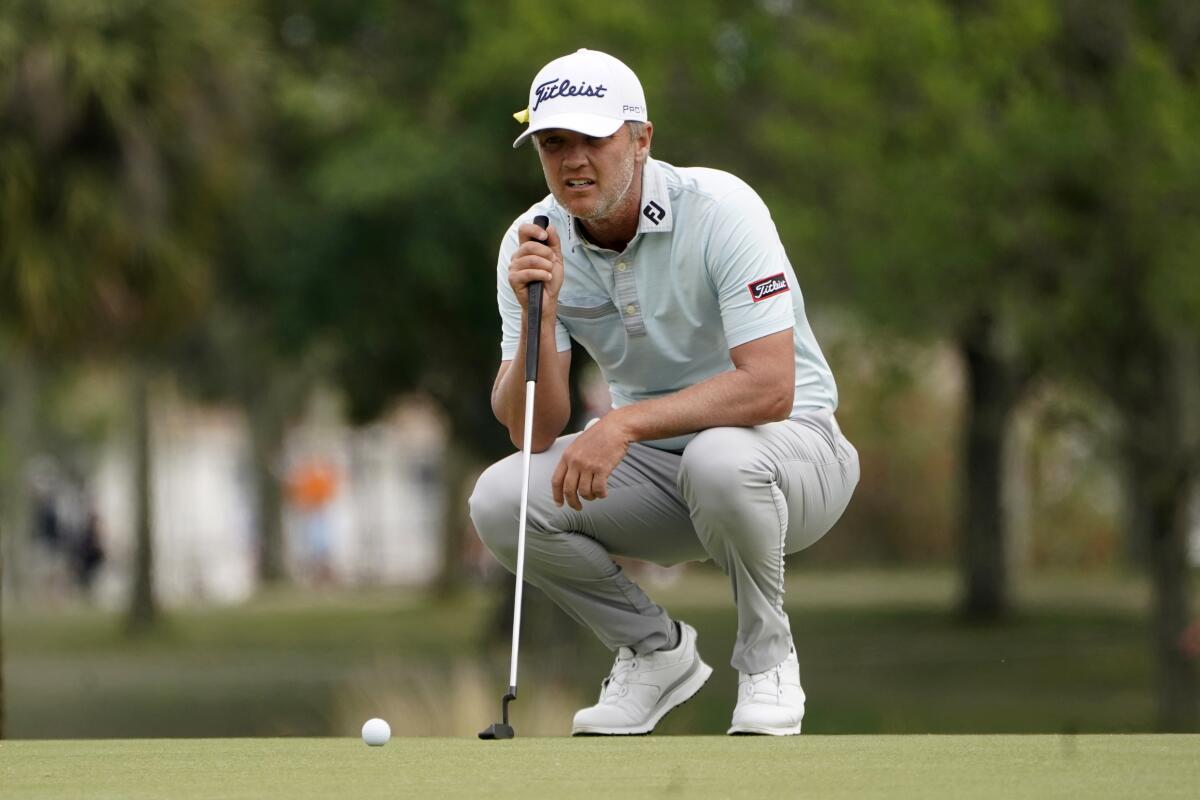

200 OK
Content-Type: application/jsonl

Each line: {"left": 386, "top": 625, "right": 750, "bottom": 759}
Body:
{"left": 493, "top": 219, "right": 572, "bottom": 451}
{"left": 508, "top": 221, "right": 564, "bottom": 311}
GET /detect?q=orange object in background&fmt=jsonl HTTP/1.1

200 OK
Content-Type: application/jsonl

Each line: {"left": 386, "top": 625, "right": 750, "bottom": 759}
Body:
{"left": 289, "top": 460, "right": 338, "bottom": 510}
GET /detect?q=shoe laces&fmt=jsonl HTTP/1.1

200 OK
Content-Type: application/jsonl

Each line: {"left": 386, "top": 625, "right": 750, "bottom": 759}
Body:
{"left": 741, "top": 664, "right": 782, "bottom": 700}
{"left": 598, "top": 647, "right": 638, "bottom": 701}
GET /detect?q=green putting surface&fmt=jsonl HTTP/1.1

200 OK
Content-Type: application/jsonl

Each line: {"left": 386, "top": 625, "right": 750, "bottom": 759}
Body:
{"left": 1, "top": 736, "right": 1197, "bottom": 799}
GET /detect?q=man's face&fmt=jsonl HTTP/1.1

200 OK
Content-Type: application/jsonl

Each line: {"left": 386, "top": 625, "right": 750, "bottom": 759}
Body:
{"left": 534, "top": 124, "right": 651, "bottom": 221}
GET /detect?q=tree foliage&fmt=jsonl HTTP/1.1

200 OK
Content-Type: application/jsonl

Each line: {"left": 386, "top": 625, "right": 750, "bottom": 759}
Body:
{"left": 0, "top": 0, "right": 265, "bottom": 352}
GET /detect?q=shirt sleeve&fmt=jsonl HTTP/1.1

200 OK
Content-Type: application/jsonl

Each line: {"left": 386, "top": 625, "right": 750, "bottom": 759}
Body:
{"left": 497, "top": 220, "right": 572, "bottom": 361}
{"left": 704, "top": 187, "right": 797, "bottom": 349}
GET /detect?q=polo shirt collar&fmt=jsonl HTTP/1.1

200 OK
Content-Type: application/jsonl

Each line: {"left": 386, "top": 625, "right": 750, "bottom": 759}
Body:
{"left": 636, "top": 157, "right": 674, "bottom": 235}
{"left": 562, "top": 157, "right": 674, "bottom": 252}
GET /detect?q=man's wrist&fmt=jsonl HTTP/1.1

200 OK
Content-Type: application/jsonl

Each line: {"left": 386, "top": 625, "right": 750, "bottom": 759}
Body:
{"left": 607, "top": 406, "right": 640, "bottom": 443}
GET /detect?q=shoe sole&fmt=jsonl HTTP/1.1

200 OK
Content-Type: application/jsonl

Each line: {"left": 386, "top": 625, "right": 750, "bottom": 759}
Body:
{"left": 572, "top": 660, "right": 714, "bottom": 736}
{"left": 726, "top": 721, "right": 803, "bottom": 736}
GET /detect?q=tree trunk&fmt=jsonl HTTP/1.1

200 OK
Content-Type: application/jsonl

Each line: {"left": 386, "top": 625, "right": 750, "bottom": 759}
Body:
{"left": 1, "top": 351, "right": 38, "bottom": 605}
{"left": 1120, "top": 335, "right": 1200, "bottom": 731}
{"left": 0, "top": 349, "right": 40, "bottom": 739}
{"left": 957, "top": 317, "right": 1025, "bottom": 622}
{"left": 248, "top": 387, "right": 287, "bottom": 585}
{"left": 435, "top": 442, "right": 473, "bottom": 599}
{"left": 1125, "top": 449, "right": 1198, "bottom": 730}
{"left": 126, "top": 364, "right": 159, "bottom": 632}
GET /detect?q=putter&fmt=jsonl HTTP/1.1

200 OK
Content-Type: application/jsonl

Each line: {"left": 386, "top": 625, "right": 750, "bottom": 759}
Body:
{"left": 480, "top": 214, "right": 550, "bottom": 741}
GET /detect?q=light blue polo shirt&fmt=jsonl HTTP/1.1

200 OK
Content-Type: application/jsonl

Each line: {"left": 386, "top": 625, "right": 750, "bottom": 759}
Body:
{"left": 495, "top": 157, "right": 837, "bottom": 451}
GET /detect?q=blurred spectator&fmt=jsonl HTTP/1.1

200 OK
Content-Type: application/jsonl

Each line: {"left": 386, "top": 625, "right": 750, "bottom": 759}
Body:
{"left": 32, "top": 477, "right": 62, "bottom": 551}
{"left": 288, "top": 458, "right": 339, "bottom": 585}
{"left": 28, "top": 459, "right": 70, "bottom": 599}
{"left": 72, "top": 504, "right": 106, "bottom": 596}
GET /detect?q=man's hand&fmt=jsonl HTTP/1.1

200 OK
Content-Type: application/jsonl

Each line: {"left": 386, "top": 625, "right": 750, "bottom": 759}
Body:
{"left": 551, "top": 415, "right": 632, "bottom": 510}
{"left": 508, "top": 221, "right": 564, "bottom": 310}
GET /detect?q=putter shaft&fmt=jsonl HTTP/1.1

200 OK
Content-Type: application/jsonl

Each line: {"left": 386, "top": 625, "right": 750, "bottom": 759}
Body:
{"left": 480, "top": 214, "right": 548, "bottom": 741}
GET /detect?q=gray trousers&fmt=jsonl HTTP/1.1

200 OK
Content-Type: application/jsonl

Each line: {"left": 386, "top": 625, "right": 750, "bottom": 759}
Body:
{"left": 468, "top": 410, "right": 859, "bottom": 674}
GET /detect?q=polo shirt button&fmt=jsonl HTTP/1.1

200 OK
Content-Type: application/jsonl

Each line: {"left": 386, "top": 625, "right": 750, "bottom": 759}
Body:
{"left": 616, "top": 262, "right": 628, "bottom": 272}
{"left": 625, "top": 304, "right": 637, "bottom": 315}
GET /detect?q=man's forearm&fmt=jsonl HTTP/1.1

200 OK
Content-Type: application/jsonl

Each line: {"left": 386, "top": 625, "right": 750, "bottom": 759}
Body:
{"left": 492, "top": 304, "right": 571, "bottom": 452}
{"left": 599, "top": 329, "right": 796, "bottom": 444}
{"left": 607, "top": 360, "right": 792, "bottom": 444}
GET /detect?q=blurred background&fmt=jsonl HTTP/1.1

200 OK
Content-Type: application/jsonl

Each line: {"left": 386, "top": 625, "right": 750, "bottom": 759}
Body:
{"left": 1, "top": 0, "right": 1198, "bottom": 739}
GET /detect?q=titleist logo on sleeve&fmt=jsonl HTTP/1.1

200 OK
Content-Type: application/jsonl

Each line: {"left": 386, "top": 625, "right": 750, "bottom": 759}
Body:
{"left": 533, "top": 77, "right": 608, "bottom": 111}
{"left": 748, "top": 273, "right": 790, "bottom": 302}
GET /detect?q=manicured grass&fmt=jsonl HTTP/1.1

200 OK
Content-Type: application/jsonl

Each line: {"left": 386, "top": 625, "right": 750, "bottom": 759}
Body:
{"left": 2, "top": 568, "right": 1188, "bottom": 737}
{"left": 1, "top": 736, "right": 1197, "bottom": 799}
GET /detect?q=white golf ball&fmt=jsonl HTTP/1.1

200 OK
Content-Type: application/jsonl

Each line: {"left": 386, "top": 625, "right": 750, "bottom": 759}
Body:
{"left": 361, "top": 717, "right": 390, "bottom": 746}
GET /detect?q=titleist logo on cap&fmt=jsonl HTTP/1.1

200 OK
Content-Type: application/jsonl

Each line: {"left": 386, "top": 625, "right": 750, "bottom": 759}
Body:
{"left": 748, "top": 273, "right": 789, "bottom": 302}
{"left": 533, "top": 77, "right": 608, "bottom": 111}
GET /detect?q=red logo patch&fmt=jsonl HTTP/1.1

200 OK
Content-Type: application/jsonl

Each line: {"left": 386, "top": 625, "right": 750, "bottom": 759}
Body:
{"left": 748, "top": 273, "right": 789, "bottom": 302}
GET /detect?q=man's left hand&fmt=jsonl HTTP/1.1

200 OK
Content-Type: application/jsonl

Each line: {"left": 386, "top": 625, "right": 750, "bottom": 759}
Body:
{"left": 551, "top": 416, "right": 631, "bottom": 510}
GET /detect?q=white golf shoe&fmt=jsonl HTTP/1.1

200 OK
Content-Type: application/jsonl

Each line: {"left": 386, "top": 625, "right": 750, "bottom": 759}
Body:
{"left": 572, "top": 621, "right": 712, "bottom": 735}
{"left": 727, "top": 645, "right": 806, "bottom": 735}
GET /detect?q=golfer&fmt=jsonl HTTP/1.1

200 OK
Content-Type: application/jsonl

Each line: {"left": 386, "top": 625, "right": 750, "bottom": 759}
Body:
{"left": 470, "top": 49, "right": 859, "bottom": 736}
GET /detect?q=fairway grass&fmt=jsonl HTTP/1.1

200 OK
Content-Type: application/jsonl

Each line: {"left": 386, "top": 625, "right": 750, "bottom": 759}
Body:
{"left": 7, "top": 568, "right": 1183, "bottom": 738}
{"left": 1, "top": 736, "right": 1197, "bottom": 800}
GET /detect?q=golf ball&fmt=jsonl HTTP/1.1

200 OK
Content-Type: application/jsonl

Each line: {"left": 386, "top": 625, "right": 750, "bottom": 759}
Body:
{"left": 361, "top": 717, "right": 390, "bottom": 746}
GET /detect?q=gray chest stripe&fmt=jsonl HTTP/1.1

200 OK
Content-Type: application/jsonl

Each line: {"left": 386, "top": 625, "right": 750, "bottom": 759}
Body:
{"left": 558, "top": 301, "right": 618, "bottom": 319}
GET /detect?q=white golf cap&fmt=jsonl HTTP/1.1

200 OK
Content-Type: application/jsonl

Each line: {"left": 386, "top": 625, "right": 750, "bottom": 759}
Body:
{"left": 512, "top": 48, "right": 647, "bottom": 148}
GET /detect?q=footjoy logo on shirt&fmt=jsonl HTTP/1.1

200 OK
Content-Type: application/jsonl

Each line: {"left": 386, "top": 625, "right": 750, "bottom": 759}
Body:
{"left": 532, "top": 77, "right": 608, "bottom": 111}
{"left": 748, "top": 273, "right": 789, "bottom": 302}
{"left": 642, "top": 200, "right": 666, "bottom": 224}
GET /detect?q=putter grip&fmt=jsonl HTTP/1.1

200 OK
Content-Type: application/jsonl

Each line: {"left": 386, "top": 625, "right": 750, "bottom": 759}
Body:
{"left": 524, "top": 214, "right": 550, "bottom": 383}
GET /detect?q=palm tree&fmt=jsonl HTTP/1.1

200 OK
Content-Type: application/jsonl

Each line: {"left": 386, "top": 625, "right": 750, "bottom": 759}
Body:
{"left": 0, "top": 0, "right": 267, "bottom": 692}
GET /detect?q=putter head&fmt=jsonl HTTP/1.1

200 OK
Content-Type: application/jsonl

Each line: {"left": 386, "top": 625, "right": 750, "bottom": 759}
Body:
{"left": 478, "top": 722, "right": 515, "bottom": 740}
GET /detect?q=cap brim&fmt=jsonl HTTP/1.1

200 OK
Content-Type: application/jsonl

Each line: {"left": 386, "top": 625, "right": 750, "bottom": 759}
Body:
{"left": 512, "top": 113, "right": 625, "bottom": 148}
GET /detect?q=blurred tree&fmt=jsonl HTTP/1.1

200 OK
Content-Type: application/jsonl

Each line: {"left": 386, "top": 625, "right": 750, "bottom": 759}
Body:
{"left": 740, "top": 0, "right": 1061, "bottom": 622}
{"left": 1032, "top": 0, "right": 1200, "bottom": 731}
{"left": 0, "top": 353, "right": 37, "bottom": 608}
{"left": 0, "top": 0, "right": 266, "bottom": 640}
{"left": 740, "top": 0, "right": 1199, "bottom": 728}
{"left": 242, "top": 0, "right": 492, "bottom": 595}
{"left": 0, "top": 352, "right": 37, "bottom": 739}
{"left": 169, "top": 188, "right": 326, "bottom": 587}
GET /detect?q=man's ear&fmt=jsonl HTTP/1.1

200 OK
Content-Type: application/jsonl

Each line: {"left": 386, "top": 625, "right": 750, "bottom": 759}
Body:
{"left": 637, "top": 121, "right": 654, "bottom": 160}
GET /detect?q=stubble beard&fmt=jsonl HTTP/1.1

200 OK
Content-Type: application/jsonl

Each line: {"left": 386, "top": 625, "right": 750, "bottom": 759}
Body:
{"left": 560, "top": 152, "right": 639, "bottom": 222}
